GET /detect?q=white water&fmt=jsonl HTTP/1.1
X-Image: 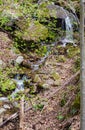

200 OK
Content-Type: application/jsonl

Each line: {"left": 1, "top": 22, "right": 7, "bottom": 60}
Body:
{"left": 11, "top": 74, "right": 28, "bottom": 99}
{"left": 65, "top": 16, "right": 73, "bottom": 41}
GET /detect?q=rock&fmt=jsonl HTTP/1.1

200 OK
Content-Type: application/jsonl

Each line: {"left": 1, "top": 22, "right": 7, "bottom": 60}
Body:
{"left": 42, "top": 83, "right": 49, "bottom": 89}
{"left": 15, "top": 56, "right": 24, "bottom": 65}
{"left": 54, "top": 80, "right": 61, "bottom": 86}
{"left": 3, "top": 104, "right": 10, "bottom": 109}
{"left": 51, "top": 72, "right": 61, "bottom": 81}
{"left": 33, "top": 74, "right": 41, "bottom": 83}
{"left": 0, "top": 60, "right": 6, "bottom": 68}
{"left": 0, "top": 97, "right": 8, "bottom": 102}
{"left": 0, "top": 60, "right": 3, "bottom": 65}
{"left": 51, "top": 72, "right": 61, "bottom": 86}
{"left": 0, "top": 108, "right": 6, "bottom": 115}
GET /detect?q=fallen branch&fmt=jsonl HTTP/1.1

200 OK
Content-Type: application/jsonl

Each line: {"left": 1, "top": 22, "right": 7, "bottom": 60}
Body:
{"left": 47, "top": 70, "right": 80, "bottom": 100}
{"left": 0, "top": 107, "right": 32, "bottom": 128}
{"left": 41, "top": 70, "right": 80, "bottom": 113}
{"left": 19, "top": 96, "right": 25, "bottom": 130}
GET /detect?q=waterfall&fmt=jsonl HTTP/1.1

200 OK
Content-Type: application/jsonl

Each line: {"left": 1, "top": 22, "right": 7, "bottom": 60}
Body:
{"left": 60, "top": 16, "right": 76, "bottom": 46}
{"left": 65, "top": 16, "right": 73, "bottom": 41}
{"left": 11, "top": 74, "right": 28, "bottom": 99}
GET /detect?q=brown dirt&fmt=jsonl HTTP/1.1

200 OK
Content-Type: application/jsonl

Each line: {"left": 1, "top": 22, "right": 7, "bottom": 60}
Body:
{"left": 23, "top": 56, "right": 80, "bottom": 130}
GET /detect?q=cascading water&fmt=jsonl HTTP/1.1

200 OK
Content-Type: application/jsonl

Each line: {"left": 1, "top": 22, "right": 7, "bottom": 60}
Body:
{"left": 47, "top": 4, "right": 78, "bottom": 46}
{"left": 0, "top": 4, "right": 79, "bottom": 103}
{"left": 11, "top": 74, "right": 28, "bottom": 99}
{"left": 0, "top": 74, "right": 28, "bottom": 103}
{"left": 61, "top": 16, "right": 74, "bottom": 46}
{"left": 65, "top": 16, "right": 73, "bottom": 40}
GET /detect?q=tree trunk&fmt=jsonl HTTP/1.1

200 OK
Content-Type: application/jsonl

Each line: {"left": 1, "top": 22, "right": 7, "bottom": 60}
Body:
{"left": 80, "top": 0, "right": 85, "bottom": 129}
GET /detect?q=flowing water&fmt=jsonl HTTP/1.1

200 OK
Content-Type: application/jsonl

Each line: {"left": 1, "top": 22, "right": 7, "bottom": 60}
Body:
{"left": 0, "top": 5, "right": 78, "bottom": 101}
{"left": 62, "top": 16, "right": 74, "bottom": 46}
{"left": 10, "top": 74, "right": 28, "bottom": 99}
{"left": 0, "top": 5, "right": 79, "bottom": 124}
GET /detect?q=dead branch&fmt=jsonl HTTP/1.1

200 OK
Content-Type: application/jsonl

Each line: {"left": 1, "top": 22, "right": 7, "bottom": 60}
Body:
{"left": 0, "top": 107, "right": 32, "bottom": 128}
{"left": 19, "top": 96, "right": 25, "bottom": 130}
{"left": 41, "top": 70, "right": 80, "bottom": 113}
{"left": 47, "top": 70, "right": 80, "bottom": 100}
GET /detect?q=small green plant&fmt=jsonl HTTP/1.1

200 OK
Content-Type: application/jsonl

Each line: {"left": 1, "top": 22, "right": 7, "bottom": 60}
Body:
{"left": 57, "top": 55, "right": 66, "bottom": 63}
{"left": 33, "top": 103, "right": 44, "bottom": 111}
{"left": 56, "top": 113, "right": 64, "bottom": 121}
{"left": 70, "top": 91, "right": 80, "bottom": 116}
{"left": 35, "top": 45, "right": 48, "bottom": 56}
{"left": 74, "top": 57, "right": 80, "bottom": 71}
{"left": 67, "top": 46, "right": 80, "bottom": 58}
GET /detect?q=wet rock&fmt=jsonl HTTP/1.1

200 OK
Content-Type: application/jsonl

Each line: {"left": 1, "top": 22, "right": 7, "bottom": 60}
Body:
{"left": 3, "top": 104, "right": 10, "bottom": 109}
{"left": 15, "top": 56, "right": 24, "bottom": 65}
{"left": 0, "top": 97, "right": 8, "bottom": 102}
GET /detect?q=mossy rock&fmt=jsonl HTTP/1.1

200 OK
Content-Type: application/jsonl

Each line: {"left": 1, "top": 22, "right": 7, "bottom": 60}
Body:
{"left": 67, "top": 46, "right": 80, "bottom": 58}
{"left": 29, "top": 85, "right": 37, "bottom": 94}
{"left": 33, "top": 74, "right": 41, "bottom": 83}
{"left": 15, "top": 20, "right": 48, "bottom": 42}
{"left": 56, "top": 45, "right": 67, "bottom": 55}
{"left": 51, "top": 72, "right": 61, "bottom": 86}
{"left": 56, "top": 55, "right": 66, "bottom": 63}
{"left": 41, "top": 83, "right": 50, "bottom": 89}
{"left": 54, "top": 80, "right": 61, "bottom": 86}
{"left": 51, "top": 72, "right": 61, "bottom": 80}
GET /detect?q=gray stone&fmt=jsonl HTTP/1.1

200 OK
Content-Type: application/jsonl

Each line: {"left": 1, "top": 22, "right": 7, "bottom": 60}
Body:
{"left": 42, "top": 84, "right": 49, "bottom": 89}
{"left": 0, "top": 60, "right": 3, "bottom": 65}
{"left": 0, "top": 97, "right": 8, "bottom": 102}
{"left": 15, "top": 56, "right": 24, "bottom": 64}
{"left": 0, "top": 60, "right": 6, "bottom": 68}
{"left": 0, "top": 108, "right": 6, "bottom": 115}
{"left": 3, "top": 104, "right": 10, "bottom": 109}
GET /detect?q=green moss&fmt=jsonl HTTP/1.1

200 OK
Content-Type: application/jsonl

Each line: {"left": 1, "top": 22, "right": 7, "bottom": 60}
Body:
{"left": 67, "top": 46, "right": 80, "bottom": 58}
{"left": 51, "top": 72, "right": 61, "bottom": 85}
{"left": 33, "top": 103, "right": 44, "bottom": 111}
{"left": 57, "top": 55, "right": 66, "bottom": 63}
{"left": 0, "top": 78, "right": 16, "bottom": 95}
{"left": 33, "top": 74, "right": 41, "bottom": 83}
{"left": 70, "top": 92, "right": 80, "bottom": 116}
{"left": 29, "top": 85, "right": 37, "bottom": 94}
{"left": 51, "top": 72, "right": 60, "bottom": 80}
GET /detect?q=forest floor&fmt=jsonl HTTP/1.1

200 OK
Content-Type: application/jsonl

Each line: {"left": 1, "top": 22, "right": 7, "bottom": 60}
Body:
{"left": 0, "top": 31, "right": 80, "bottom": 130}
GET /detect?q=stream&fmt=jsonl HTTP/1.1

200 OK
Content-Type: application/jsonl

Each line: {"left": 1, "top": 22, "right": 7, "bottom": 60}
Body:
{"left": 0, "top": 4, "right": 79, "bottom": 125}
